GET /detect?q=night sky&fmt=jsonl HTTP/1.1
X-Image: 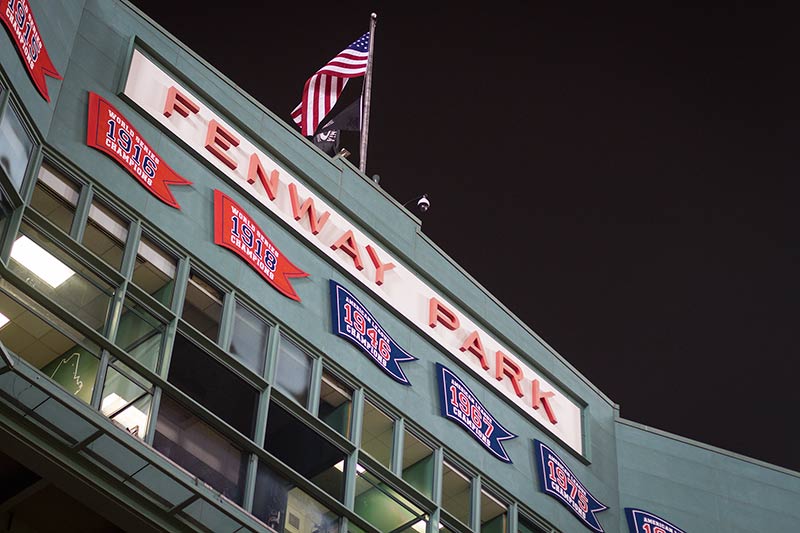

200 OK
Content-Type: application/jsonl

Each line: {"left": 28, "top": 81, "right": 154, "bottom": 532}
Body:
{"left": 127, "top": 1, "right": 800, "bottom": 473}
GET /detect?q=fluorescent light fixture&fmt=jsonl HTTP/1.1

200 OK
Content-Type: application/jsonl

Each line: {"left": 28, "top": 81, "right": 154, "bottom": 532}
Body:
{"left": 10, "top": 236, "right": 75, "bottom": 288}
{"left": 412, "top": 520, "right": 442, "bottom": 533}
{"left": 101, "top": 393, "right": 148, "bottom": 438}
{"left": 0, "top": 312, "right": 9, "bottom": 329}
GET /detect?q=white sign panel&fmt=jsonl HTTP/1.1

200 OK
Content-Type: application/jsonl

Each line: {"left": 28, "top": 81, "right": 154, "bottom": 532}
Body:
{"left": 123, "top": 49, "right": 583, "bottom": 454}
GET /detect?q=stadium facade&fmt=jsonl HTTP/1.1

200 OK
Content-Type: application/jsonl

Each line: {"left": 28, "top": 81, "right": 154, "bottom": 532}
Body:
{"left": 0, "top": 1, "right": 798, "bottom": 532}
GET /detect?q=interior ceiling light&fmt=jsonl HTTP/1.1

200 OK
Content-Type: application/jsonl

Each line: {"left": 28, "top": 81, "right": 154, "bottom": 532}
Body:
{"left": 0, "top": 312, "right": 9, "bottom": 329}
{"left": 10, "top": 236, "right": 75, "bottom": 288}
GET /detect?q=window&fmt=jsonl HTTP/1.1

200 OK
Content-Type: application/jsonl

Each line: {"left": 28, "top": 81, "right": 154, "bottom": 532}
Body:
{"left": 82, "top": 199, "right": 129, "bottom": 270}
{"left": 115, "top": 296, "right": 165, "bottom": 372}
{"left": 229, "top": 300, "right": 269, "bottom": 375}
{"left": 0, "top": 282, "right": 101, "bottom": 404}
{"left": 253, "top": 460, "right": 341, "bottom": 533}
{"left": 29, "top": 163, "right": 79, "bottom": 234}
{"left": 360, "top": 399, "right": 394, "bottom": 470}
{"left": 402, "top": 429, "right": 434, "bottom": 499}
{"left": 132, "top": 234, "right": 177, "bottom": 307}
{"left": 274, "top": 335, "right": 313, "bottom": 407}
{"left": 0, "top": 104, "right": 33, "bottom": 191}
{"left": 9, "top": 223, "right": 114, "bottom": 333}
{"left": 167, "top": 334, "right": 258, "bottom": 438}
{"left": 354, "top": 463, "right": 428, "bottom": 533}
{"left": 181, "top": 270, "right": 223, "bottom": 341}
{"left": 480, "top": 489, "right": 507, "bottom": 533}
{"left": 441, "top": 460, "right": 472, "bottom": 528}
{"left": 317, "top": 370, "right": 353, "bottom": 438}
{"left": 100, "top": 361, "right": 153, "bottom": 439}
{"left": 153, "top": 394, "right": 247, "bottom": 504}
{"left": 264, "top": 401, "right": 346, "bottom": 503}
{"left": 518, "top": 515, "right": 548, "bottom": 533}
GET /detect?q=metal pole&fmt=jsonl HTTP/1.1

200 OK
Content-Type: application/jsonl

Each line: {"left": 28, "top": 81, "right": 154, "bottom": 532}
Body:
{"left": 359, "top": 13, "right": 377, "bottom": 174}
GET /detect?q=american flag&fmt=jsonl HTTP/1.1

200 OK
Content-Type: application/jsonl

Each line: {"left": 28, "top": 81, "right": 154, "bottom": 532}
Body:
{"left": 291, "top": 32, "right": 370, "bottom": 136}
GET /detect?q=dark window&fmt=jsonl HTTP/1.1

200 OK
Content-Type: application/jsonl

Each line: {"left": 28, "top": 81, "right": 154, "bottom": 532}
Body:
{"left": 518, "top": 515, "right": 548, "bottom": 533}
{"left": 153, "top": 395, "right": 247, "bottom": 504}
{"left": 274, "top": 335, "right": 313, "bottom": 407}
{"left": 0, "top": 104, "right": 33, "bottom": 191}
{"left": 229, "top": 300, "right": 269, "bottom": 374}
{"left": 264, "top": 401, "right": 345, "bottom": 502}
{"left": 168, "top": 334, "right": 257, "bottom": 438}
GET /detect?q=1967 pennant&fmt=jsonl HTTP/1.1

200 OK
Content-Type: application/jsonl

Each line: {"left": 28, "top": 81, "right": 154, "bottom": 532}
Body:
{"left": 214, "top": 190, "right": 308, "bottom": 301}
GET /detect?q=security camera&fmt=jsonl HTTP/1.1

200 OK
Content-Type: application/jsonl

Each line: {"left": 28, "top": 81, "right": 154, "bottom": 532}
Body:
{"left": 417, "top": 195, "right": 430, "bottom": 212}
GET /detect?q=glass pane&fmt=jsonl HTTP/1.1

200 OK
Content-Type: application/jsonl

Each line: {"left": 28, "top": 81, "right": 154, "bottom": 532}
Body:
{"left": 229, "top": 300, "right": 269, "bottom": 374}
{"left": 115, "top": 297, "right": 164, "bottom": 372}
{"left": 518, "top": 515, "right": 548, "bottom": 533}
{"left": 100, "top": 363, "right": 152, "bottom": 439}
{"left": 168, "top": 334, "right": 257, "bottom": 438}
{"left": 182, "top": 270, "right": 223, "bottom": 341}
{"left": 355, "top": 464, "right": 427, "bottom": 532}
{"left": 480, "top": 490, "right": 507, "bottom": 533}
{"left": 254, "top": 460, "right": 341, "bottom": 533}
{"left": 441, "top": 461, "right": 471, "bottom": 528}
{"left": 274, "top": 335, "right": 313, "bottom": 407}
{"left": 0, "top": 284, "right": 100, "bottom": 404}
{"left": 133, "top": 235, "right": 176, "bottom": 307}
{"left": 9, "top": 223, "right": 114, "bottom": 333}
{"left": 317, "top": 370, "right": 353, "bottom": 438}
{"left": 264, "top": 401, "right": 345, "bottom": 502}
{"left": 361, "top": 399, "right": 394, "bottom": 469}
{"left": 83, "top": 199, "right": 129, "bottom": 270}
{"left": 0, "top": 105, "right": 33, "bottom": 191}
{"left": 402, "top": 429, "right": 434, "bottom": 498}
{"left": 29, "top": 163, "right": 79, "bottom": 234}
{"left": 153, "top": 394, "right": 247, "bottom": 504}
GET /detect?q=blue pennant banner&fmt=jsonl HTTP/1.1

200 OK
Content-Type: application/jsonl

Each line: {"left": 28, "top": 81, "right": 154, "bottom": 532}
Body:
{"left": 534, "top": 439, "right": 609, "bottom": 532}
{"left": 436, "top": 363, "right": 517, "bottom": 463}
{"left": 330, "top": 280, "right": 417, "bottom": 385}
{"left": 625, "top": 508, "right": 686, "bottom": 533}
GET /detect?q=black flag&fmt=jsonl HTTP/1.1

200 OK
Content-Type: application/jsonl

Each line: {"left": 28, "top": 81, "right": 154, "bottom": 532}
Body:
{"left": 313, "top": 98, "right": 361, "bottom": 156}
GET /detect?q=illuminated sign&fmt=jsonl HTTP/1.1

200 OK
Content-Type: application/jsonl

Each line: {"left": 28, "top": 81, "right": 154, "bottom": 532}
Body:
{"left": 123, "top": 49, "right": 583, "bottom": 454}
{"left": 214, "top": 190, "right": 307, "bottom": 301}
{"left": 1, "top": 0, "right": 61, "bottom": 101}
{"left": 330, "top": 280, "right": 417, "bottom": 384}
{"left": 534, "top": 439, "right": 608, "bottom": 532}
{"left": 86, "top": 92, "right": 191, "bottom": 208}
{"left": 436, "top": 363, "right": 516, "bottom": 462}
{"left": 625, "top": 508, "right": 686, "bottom": 533}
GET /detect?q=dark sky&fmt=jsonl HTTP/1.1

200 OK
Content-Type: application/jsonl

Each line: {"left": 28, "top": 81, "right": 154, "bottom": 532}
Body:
{"left": 127, "top": 1, "right": 800, "bottom": 473}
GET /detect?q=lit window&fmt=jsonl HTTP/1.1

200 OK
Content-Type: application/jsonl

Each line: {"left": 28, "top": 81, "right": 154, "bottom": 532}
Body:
{"left": 354, "top": 463, "right": 428, "bottom": 532}
{"left": 30, "top": 163, "right": 79, "bottom": 234}
{"left": 480, "top": 488, "right": 507, "bottom": 533}
{"left": 317, "top": 370, "right": 353, "bottom": 438}
{"left": 83, "top": 199, "right": 129, "bottom": 270}
{"left": 441, "top": 460, "right": 472, "bottom": 528}
{"left": 181, "top": 270, "right": 223, "bottom": 341}
{"left": 132, "top": 234, "right": 177, "bottom": 307}
{"left": 402, "top": 429, "right": 434, "bottom": 498}
{"left": 361, "top": 399, "right": 394, "bottom": 470}
{"left": 115, "top": 297, "right": 165, "bottom": 372}
{"left": 100, "top": 362, "right": 152, "bottom": 439}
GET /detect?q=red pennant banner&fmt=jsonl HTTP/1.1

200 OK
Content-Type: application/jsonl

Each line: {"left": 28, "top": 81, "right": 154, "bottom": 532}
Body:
{"left": 214, "top": 190, "right": 308, "bottom": 301}
{"left": 86, "top": 92, "right": 191, "bottom": 209}
{"left": 1, "top": 0, "right": 62, "bottom": 102}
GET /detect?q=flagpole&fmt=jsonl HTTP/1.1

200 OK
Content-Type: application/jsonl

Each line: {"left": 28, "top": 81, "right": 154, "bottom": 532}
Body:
{"left": 359, "top": 13, "right": 377, "bottom": 175}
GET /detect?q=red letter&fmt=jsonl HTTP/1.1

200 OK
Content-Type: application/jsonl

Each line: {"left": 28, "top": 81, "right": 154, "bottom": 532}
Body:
{"left": 331, "top": 230, "right": 364, "bottom": 270}
{"left": 459, "top": 330, "right": 490, "bottom": 370}
{"left": 428, "top": 297, "right": 460, "bottom": 330}
{"left": 205, "top": 119, "right": 240, "bottom": 170}
{"left": 247, "top": 154, "right": 279, "bottom": 200}
{"left": 532, "top": 379, "right": 558, "bottom": 425}
{"left": 366, "top": 245, "right": 395, "bottom": 286}
{"left": 289, "top": 183, "right": 330, "bottom": 235}
{"left": 495, "top": 351, "right": 524, "bottom": 398}
{"left": 163, "top": 86, "right": 199, "bottom": 118}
